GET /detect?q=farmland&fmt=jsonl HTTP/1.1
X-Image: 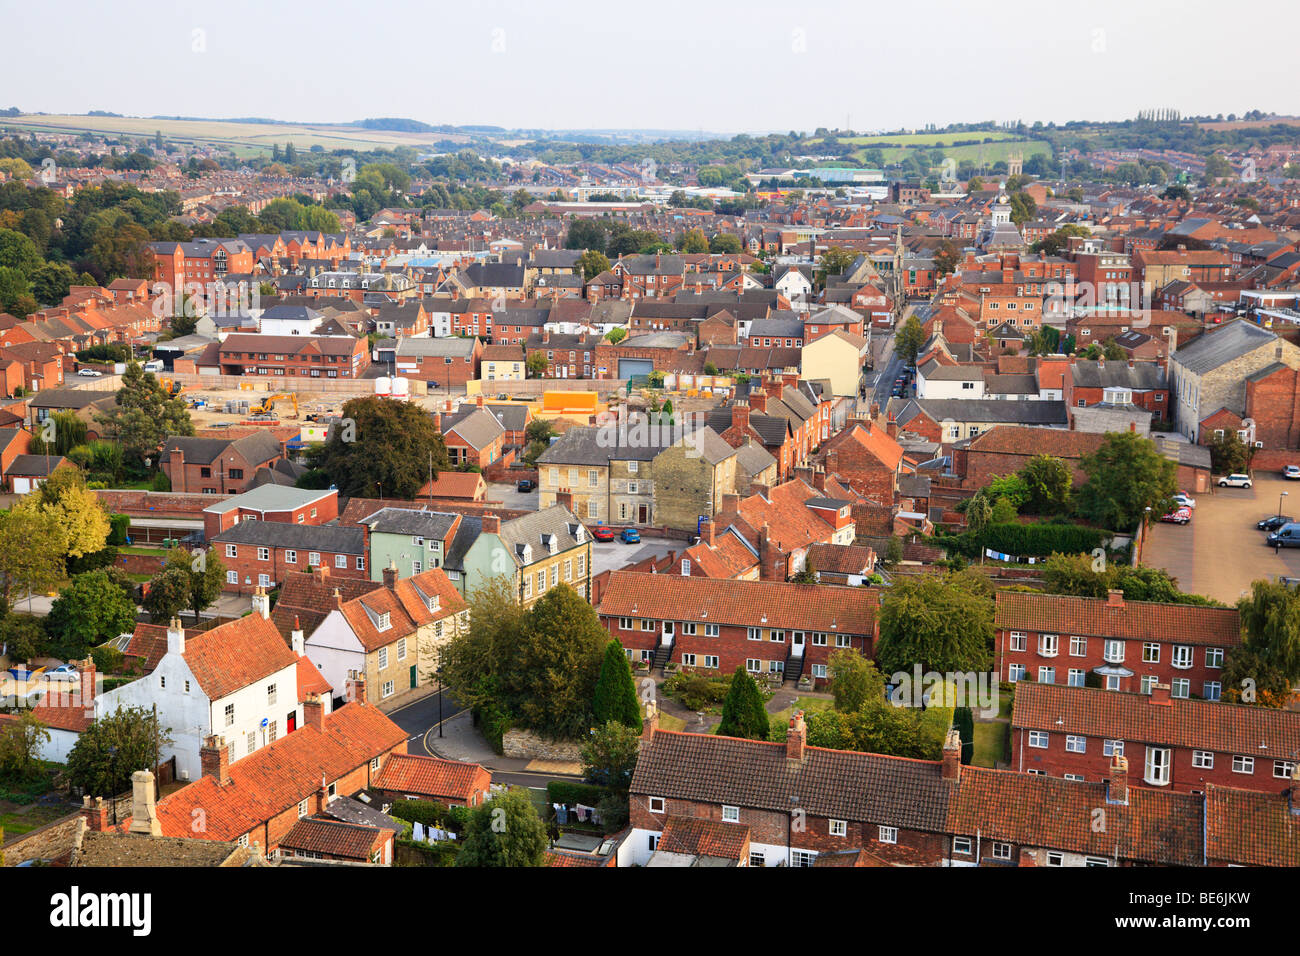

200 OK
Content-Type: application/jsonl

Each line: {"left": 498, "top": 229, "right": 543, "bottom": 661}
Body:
{"left": 0, "top": 113, "right": 475, "bottom": 157}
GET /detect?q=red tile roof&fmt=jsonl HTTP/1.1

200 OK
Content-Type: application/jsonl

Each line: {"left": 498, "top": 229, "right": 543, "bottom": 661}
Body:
{"left": 280, "top": 818, "right": 389, "bottom": 859}
{"left": 598, "top": 571, "right": 878, "bottom": 635}
{"left": 657, "top": 816, "right": 750, "bottom": 860}
{"left": 1205, "top": 784, "right": 1300, "bottom": 866}
{"left": 182, "top": 613, "right": 299, "bottom": 700}
{"left": 1012, "top": 682, "right": 1300, "bottom": 756}
{"left": 994, "top": 591, "right": 1241, "bottom": 646}
{"left": 371, "top": 753, "right": 489, "bottom": 802}
{"left": 296, "top": 657, "right": 332, "bottom": 701}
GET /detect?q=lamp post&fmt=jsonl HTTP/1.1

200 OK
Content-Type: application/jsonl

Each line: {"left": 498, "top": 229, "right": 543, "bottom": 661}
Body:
{"left": 437, "top": 666, "right": 444, "bottom": 738}
{"left": 107, "top": 746, "right": 119, "bottom": 826}
{"left": 1280, "top": 490, "right": 1289, "bottom": 519}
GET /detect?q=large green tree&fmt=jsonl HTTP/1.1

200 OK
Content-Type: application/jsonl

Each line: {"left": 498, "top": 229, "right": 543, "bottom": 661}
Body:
{"left": 309, "top": 395, "right": 448, "bottom": 499}
{"left": 32, "top": 467, "right": 110, "bottom": 561}
{"left": 1234, "top": 580, "right": 1300, "bottom": 689}
{"left": 94, "top": 361, "right": 195, "bottom": 466}
{"left": 0, "top": 712, "right": 50, "bottom": 780}
{"left": 580, "top": 719, "right": 641, "bottom": 793}
{"left": 1018, "top": 454, "right": 1072, "bottom": 514}
{"left": 828, "top": 650, "right": 884, "bottom": 713}
{"left": 716, "top": 667, "right": 769, "bottom": 740}
{"left": 875, "top": 570, "right": 994, "bottom": 675}
{"left": 506, "top": 584, "right": 606, "bottom": 738}
{"left": 65, "top": 706, "right": 173, "bottom": 797}
{"left": 0, "top": 505, "right": 66, "bottom": 613}
{"left": 1074, "top": 431, "right": 1177, "bottom": 532}
{"left": 454, "top": 787, "right": 548, "bottom": 867}
{"left": 893, "top": 313, "right": 927, "bottom": 366}
{"left": 46, "top": 570, "right": 138, "bottom": 658}
{"left": 593, "top": 639, "right": 642, "bottom": 730}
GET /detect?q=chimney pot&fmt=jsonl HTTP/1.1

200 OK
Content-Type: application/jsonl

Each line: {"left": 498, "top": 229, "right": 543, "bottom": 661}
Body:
{"left": 942, "top": 727, "right": 962, "bottom": 781}
{"left": 1106, "top": 588, "right": 1125, "bottom": 608}
{"left": 200, "top": 735, "right": 231, "bottom": 786}
{"left": 1150, "top": 682, "right": 1171, "bottom": 705}
{"left": 383, "top": 561, "right": 399, "bottom": 590}
{"left": 303, "top": 693, "right": 325, "bottom": 729}
{"left": 1109, "top": 754, "right": 1130, "bottom": 804}
{"left": 785, "top": 710, "right": 806, "bottom": 760}
{"left": 128, "top": 770, "right": 162, "bottom": 837}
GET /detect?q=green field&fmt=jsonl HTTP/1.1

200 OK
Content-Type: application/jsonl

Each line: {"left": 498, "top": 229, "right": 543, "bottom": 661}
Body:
{"left": 0, "top": 113, "right": 474, "bottom": 157}
{"left": 811, "top": 130, "right": 1024, "bottom": 148}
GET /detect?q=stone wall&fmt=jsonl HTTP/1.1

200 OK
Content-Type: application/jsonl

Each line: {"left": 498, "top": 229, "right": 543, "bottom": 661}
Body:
{"left": 1, "top": 812, "right": 84, "bottom": 866}
{"left": 502, "top": 729, "right": 584, "bottom": 762}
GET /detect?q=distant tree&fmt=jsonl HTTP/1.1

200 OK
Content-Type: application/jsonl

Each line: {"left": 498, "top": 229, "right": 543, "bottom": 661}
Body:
{"left": 506, "top": 585, "right": 607, "bottom": 738}
{"left": 876, "top": 571, "right": 994, "bottom": 675}
{"left": 0, "top": 712, "right": 49, "bottom": 780}
{"left": 525, "top": 353, "right": 548, "bottom": 378}
{"left": 580, "top": 720, "right": 641, "bottom": 793}
{"left": 709, "top": 233, "right": 742, "bottom": 254}
{"left": 0, "top": 505, "right": 65, "bottom": 613}
{"left": 455, "top": 787, "right": 548, "bottom": 867}
{"left": 1018, "top": 454, "right": 1072, "bottom": 514}
{"left": 94, "top": 361, "right": 195, "bottom": 467}
{"left": 33, "top": 467, "right": 110, "bottom": 562}
{"left": 143, "top": 565, "right": 190, "bottom": 624}
{"left": 148, "top": 547, "right": 226, "bottom": 624}
{"left": 675, "top": 228, "right": 709, "bottom": 254}
{"left": 46, "top": 570, "right": 138, "bottom": 658}
{"left": 816, "top": 246, "right": 856, "bottom": 286}
{"left": 592, "top": 639, "right": 642, "bottom": 729}
{"left": 791, "top": 560, "right": 818, "bottom": 585}
{"left": 716, "top": 667, "right": 769, "bottom": 740}
{"left": 1236, "top": 580, "right": 1300, "bottom": 684}
{"left": 308, "top": 396, "right": 448, "bottom": 499}
{"left": 965, "top": 493, "right": 993, "bottom": 537}
{"left": 577, "top": 250, "right": 610, "bottom": 281}
{"left": 828, "top": 650, "right": 883, "bottom": 713}
{"left": 933, "top": 240, "right": 959, "bottom": 278}
{"left": 893, "top": 314, "right": 927, "bottom": 365}
{"left": 1205, "top": 429, "right": 1250, "bottom": 475}
{"left": 603, "top": 327, "right": 628, "bottom": 345}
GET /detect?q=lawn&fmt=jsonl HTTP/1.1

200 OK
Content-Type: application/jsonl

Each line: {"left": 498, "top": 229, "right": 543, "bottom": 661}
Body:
{"left": 972, "top": 722, "right": 1009, "bottom": 769}
{"left": 657, "top": 712, "right": 687, "bottom": 732}
{"left": 0, "top": 801, "right": 75, "bottom": 837}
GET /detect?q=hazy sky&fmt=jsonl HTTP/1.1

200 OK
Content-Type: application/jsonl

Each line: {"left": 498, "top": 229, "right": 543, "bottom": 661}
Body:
{"left": 2, "top": 0, "right": 1295, "bottom": 134}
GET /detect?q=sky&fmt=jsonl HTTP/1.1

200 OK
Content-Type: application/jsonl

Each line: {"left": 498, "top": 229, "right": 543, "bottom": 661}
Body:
{"left": 1, "top": 0, "right": 1296, "bottom": 135}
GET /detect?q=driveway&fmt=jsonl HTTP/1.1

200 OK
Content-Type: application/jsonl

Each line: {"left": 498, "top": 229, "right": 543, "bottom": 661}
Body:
{"left": 590, "top": 537, "right": 680, "bottom": 576}
{"left": 1143, "top": 473, "right": 1300, "bottom": 603}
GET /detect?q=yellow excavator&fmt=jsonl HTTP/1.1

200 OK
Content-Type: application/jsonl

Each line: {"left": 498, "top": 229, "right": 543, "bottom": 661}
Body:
{"left": 251, "top": 393, "right": 299, "bottom": 417}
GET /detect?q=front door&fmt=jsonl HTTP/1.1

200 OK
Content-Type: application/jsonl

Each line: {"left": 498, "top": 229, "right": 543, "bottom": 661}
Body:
{"left": 792, "top": 632, "right": 805, "bottom": 657}
{"left": 662, "top": 621, "right": 674, "bottom": 645}
{"left": 286, "top": 711, "right": 297, "bottom": 733}
{"left": 638, "top": 504, "right": 649, "bottom": 524}
{"left": 410, "top": 665, "right": 418, "bottom": 689}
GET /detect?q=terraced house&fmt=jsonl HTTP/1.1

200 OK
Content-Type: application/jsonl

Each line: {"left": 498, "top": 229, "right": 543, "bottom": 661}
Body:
{"left": 596, "top": 571, "right": 878, "bottom": 686}
{"left": 995, "top": 589, "right": 1241, "bottom": 699}
{"left": 460, "top": 506, "right": 590, "bottom": 605}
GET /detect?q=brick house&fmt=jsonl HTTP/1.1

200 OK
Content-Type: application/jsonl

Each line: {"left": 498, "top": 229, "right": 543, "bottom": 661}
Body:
{"left": 371, "top": 752, "right": 492, "bottom": 807}
{"left": 162, "top": 432, "right": 285, "bottom": 495}
{"left": 1066, "top": 359, "right": 1170, "bottom": 423}
{"left": 441, "top": 407, "right": 506, "bottom": 468}
{"left": 393, "top": 336, "right": 482, "bottom": 388}
{"left": 213, "top": 519, "right": 368, "bottom": 593}
{"left": 596, "top": 570, "right": 878, "bottom": 685}
{"left": 996, "top": 588, "right": 1240, "bottom": 699}
{"left": 214, "top": 333, "right": 369, "bottom": 380}
{"left": 201, "top": 485, "right": 339, "bottom": 539}
{"left": 1011, "top": 680, "right": 1300, "bottom": 794}
{"left": 812, "top": 419, "right": 904, "bottom": 510}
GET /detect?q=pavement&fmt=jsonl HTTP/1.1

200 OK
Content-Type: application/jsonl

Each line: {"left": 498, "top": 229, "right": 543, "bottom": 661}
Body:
{"left": 486, "top": 481, "right": 538, "bottom": 511}
{"left": 1142, "top": 473, "right": 1300, "bottom": 603}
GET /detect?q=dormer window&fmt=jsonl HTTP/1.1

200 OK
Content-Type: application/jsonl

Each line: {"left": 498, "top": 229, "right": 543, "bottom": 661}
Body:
{"left": 428, "top": 595, "right": 440, "bottom": 613}
{"left": 377, "top": 612, "right": 392, "bottom": 631}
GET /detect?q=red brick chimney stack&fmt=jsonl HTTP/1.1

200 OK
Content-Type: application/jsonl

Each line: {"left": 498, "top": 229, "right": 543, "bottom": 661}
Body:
{"left": 382, "top": 562, "right": 399, "bottom": 590}
{"left": 942, "top": 727, "right": 962, "bottom": 781}
{"left": 481, "top": 513, "right": 501, "bottom": 535}
{"left": 786, "top": 711, "right": 806, "bottom": 761}
{"left": 303, "top": 694, "right": 325, "bottom": 730}
{"left": 200, "top": 735, "right": 231, "bottom": 786}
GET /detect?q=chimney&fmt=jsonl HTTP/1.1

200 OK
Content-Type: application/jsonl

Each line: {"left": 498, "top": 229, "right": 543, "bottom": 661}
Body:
{"left": 82, "top": 795, "right": 110, "bottom": 832}
{"left": 291, "top": 615, "right": 305, "bottom": 655}
{"left": 750, "top": 390, "right": 768, "bottom": 414}
{"left": 1106, "top": 588, "right": 1125, "bottom": 608}
{"left": 750, "top": 481, "right": 770, "bottom": 501}
{"left": 200, "top": 735, "right": 231, "bottom": 786}
{"left": 886, "top": 419, "right": 899, "bottom": 439}
{"left": 167, "top": 616, "right": 185, "bottom": 656}
{"left": 700, "top": 518, "right": 715, "bottom": 546}
{"left": 128, "top": 770, "right": 162, "bottom": 837}
{"left": 826, "top": 449, "right": 840, "bottom": 475}
{"left": 942, "top": 727, "right": 962, "bottom": 781}
{"left": 720, "top": 492, "right": 741, "bottom": 514}
{"left": 251, "top": 585, "right": 271, "bottom": 619}
{"left": 303, "top": 693, "right": 325, "bottom": 730}
{"left": 482, "top": 512, "right": 501, "bottom": 535}
{"left": 786, "top": 710, "right": 806, "bottom": 761}
{"left": 1002, "top": 267, "right": 1014, "bottom": 284}
{"left": 383, "top": 561, "right": 399, "bottom": 590}
{"left": 730, "top": 401, "right": 750, "bottom": 432}
{"left": 346, "top": 674, "right": 367, "bottom": 704}
{"left": 870, "top": 401, "right": 880, "bottom": 419}
{"left": 812, "top": 467, "right": 827, "bottom": 493}
{"left": 1150, "top": 682, "right": 1171, "bottom": 705}
{"left": 1108, "top": 754, "right": 1130, "bottom": 805}
{"left": 168, "top": 445, "right": 184, "bottom": 492}
{"left": 642, "top": 699, "right": 660, "bottom": 740}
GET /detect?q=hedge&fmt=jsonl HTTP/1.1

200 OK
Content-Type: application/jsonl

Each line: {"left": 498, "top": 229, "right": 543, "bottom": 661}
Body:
{"left": 395, "top": 838, "right": 459, "bottom": 867}
{"left": 979, "top": 522, "right": 1106, "bottom": 557}
{"left": 546, "top": 781, "right": 610, "bottom": 807}
{"left": 387, "top": 798, "right": 470, "bottom": 833}
{"left": 108, "top": 514, "right": 131, "bottom": 547}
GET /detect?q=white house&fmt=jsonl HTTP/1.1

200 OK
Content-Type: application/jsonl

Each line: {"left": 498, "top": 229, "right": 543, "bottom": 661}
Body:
{"left": 916, "top": 361, "right": 985, "bottom": 399}
{"left": 94, "top": 591, "right": 305, "bottom": 782}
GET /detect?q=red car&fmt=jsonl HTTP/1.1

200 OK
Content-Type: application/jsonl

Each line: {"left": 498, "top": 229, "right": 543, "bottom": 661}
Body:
{"left": 1160, "top": 507, "right": 1192, "bottom": 525}
{"left": 590, "top": 523, "right": 615, "bottom": 541}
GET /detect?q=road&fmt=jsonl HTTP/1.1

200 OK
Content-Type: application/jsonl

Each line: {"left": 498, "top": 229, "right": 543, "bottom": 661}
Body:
{"left": 871, "top": 329, "right": 903, "bottom": 409}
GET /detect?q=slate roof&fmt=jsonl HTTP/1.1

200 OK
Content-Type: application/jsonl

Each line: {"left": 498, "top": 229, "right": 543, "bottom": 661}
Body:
{"left": 443, "top": 407, "right": 505, "bottom": 449}
{"left": 359, "top": 507, "right": 459, "bottom": 539}
{"left": 1173, "top": 320, "right": 1278, "bottom": 376}
{"left": 494, "top": 505, "right": 586, "bottom": 567}
{"left": 162, "top": 431, "right": 282, "bottom": 467}
{"left": 1070, "top": 360, "right": 1168, "bottom": 389}
{"left": 915, "top": 399, "right": 1068, "bottom": 426}
{"left": 212, "top": 519, "right": 366, "bottom": 555}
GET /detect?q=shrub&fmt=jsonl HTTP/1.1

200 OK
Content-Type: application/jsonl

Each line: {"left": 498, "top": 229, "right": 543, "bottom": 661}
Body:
{"left": 980, "top": 522, "right": 1106, "bottom": 557}
{"left": 546, "top": 780, "right": 610, "bottom": 807}
{"left": 107, "top": 514, "right": 131, "bottom": 546}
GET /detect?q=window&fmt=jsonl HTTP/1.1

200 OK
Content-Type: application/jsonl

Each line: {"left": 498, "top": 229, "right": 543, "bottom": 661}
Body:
{"left": 1171, "top": 678, "right": 1190, "bottom": 699}
{"left": 1103, "top": 739, "right": 1124, "bottom": 757}
{"left": 378, "top": 648, "right": 389, "bottom": 670}
{"left": 746, "top": 659, "right": 761, "bottom": 673}
{"left": 1140, "top": 675, "right": 1157, "bottom": 695}
{"left": 1069, "top": 636, "right": 1087, "bottom": 657}
{"left": 1232, "top": 755, "right": 1254, "bottom": 775}
{"left": 298, "top": 800, "right": 308, "bottom": 818}
{"left": 721, "top": 805, "right": 739, "bottom": 823}
{"left": 357, "top": 556, "right": 365, "bottom": 571}
{"left": 747, "top": 627, "right": 761, "bottom": 641}
{"left": 1203, "top": 681, "right": 1221, "bottom": 701}
{"left": 382, "top": 680, "right": 395, "bottom": 699}
{"left": 648, "top": 796, "right": 665, "bottom": 814}
{"left": 704, "top": 624, "right": 719, "bottom": 637}
{"left": 224, "top": 703, "right": 235, "bottom": 727}
{"left": 1066, "top": 735, "right": 1087, "bottom": 753}
{"left": 1171, "top": 645, "right": 1192, "bottom": 669}
{"left": 790, "top": 849, "right": 817, "bottom": 867}
{"left": 1068, "top": 669, "right": 1085, "bottom": 687}
{"left": 1038, "top": 634, "right": 1058, "bottom": 657}
{"left": 247, "top": 731, "right": 257, "bottom": 754}
{"left": 1143, "top": 642, "right": 1160, "bottom": 663}
{"left": 878, "top": 826, "right": 898, "bottom": 844}
{"left": 618, "top": 617, "right": 633, "bottom": 631}
{"left": 953, "top": 837, "right": 972, "bottom": 855}
{"left": 258, "top": 547, "right": 270, "bottom": 562}
{"left": 1008, "top": 631, "right": 1026, "bottom": 652}
{"left": 1037, "top": 666, "right": 1055, "bottom": 684}
{"left": 267, "top": 684, "right": 277, "bottom": 706}
{"left": 227, "top": 570, "right": 238, "bottom": 584}
{"left": 1007, "top": 663, "right": 1025, "bottom": 682}
{"left": 1103, "top": 640, "right": 1124, "bottom": 663}
{"left": 1192, "top": 750, "right": 1213, "bottom": 769}
{"left": 1145, "top": 747, "right": 1171, "bottom": 786}
{"left": 308, "top": 552, "right": 320, "bottom": 566}
{"left": 1045, "top": 852, "right": 1064, "bottom": 867}
{"left": 703, "top": 655, "right": 719, "bottom": 669}
{"left": 1206, "top": 647, "right": 1224, "bottom": 669}
{"left": 336, "top": 554, "right": 347, "bottom": 569}
{"left": 640, "top": 619, "right": 654, "bottom": 631}
{"left": 681, "top": 653, "right": 696, "bottom": 666}
{"left": 1275, "top": 761, "right": 1295, "bottom": 780}
{"left": 285, "top": 550, "right": 296, "bottom": 564}
{"left": 258, "top": 574, "right": 270, "bottom": 588}
{"left": 225, "top": 544, "right": 238, "bottom": 558}
{"left": 811, "top": 632, "right": 827, "bottom": 646}
{"left": 830, "top": 819, "right": 847, "bottom": 837}
{"left": 1028, "top": 731, "right": 1049, "bottom": 749}
{"left": 397, "top": 638, "right": 407, "bottom": 661}
{"left": 990, "top": 842, "right": 1012, "bottom": 861}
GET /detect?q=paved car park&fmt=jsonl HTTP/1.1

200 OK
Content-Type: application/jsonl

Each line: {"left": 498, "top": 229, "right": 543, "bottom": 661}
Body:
{"left": 590, "top": 537, "right": 679, "bottom": 577}
{"left": 486, "top": 481, "right": 538, "bottom": 511}
{"left": 1143, "top": 472, "right": 1300, "bottom": 603}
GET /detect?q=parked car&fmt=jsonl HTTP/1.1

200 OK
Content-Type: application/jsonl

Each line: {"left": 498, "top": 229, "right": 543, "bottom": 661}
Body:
{"left": 42, "top": 664, "right": 79, "bottom": 682}
{"left": 76, "top": 368, "right": 102, "bottom": 377}
{"left": 1268, "top": 523, "right": 1300, "bottom": 547}
{"left": 516, "top": 478, "right": 536, "bottom": 493}
{"left": 1218, "top": 473, "right": 1253, "bottom": 488}
{"left": 590, "top": 523, "right": 615, "bottom": 541}
{"left": 1172, "top": 492, "right": 1196, "bottom": 509}
{"left": 1285, "top": 465, "right": 1300, "bottom": 480}
{"left": 620, "top": 528, "right": 641, "bottom": 544}
{"left": 1258, "top": 514, "right": 1296, "bottom": 532}
{"left": 1160, "top": 507, "right": 1191, "bottom": 525}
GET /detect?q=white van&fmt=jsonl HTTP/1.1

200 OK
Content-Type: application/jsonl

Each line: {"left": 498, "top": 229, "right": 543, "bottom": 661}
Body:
{"left": 144, "top": 359, "right": 165, "bottom": 373}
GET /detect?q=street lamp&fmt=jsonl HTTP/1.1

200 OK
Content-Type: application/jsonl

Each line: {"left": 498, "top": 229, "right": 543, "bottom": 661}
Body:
{"left": 107, "top": 746, "right": 119, "bottom": 826}
{"left": 437, "top": 666, "right": 445, "bottom": 738}
{"left": 1280, "top": 490, "right": 1289, "bottom": 519}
